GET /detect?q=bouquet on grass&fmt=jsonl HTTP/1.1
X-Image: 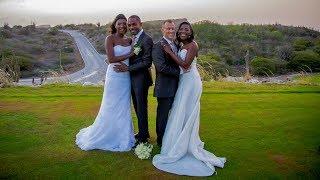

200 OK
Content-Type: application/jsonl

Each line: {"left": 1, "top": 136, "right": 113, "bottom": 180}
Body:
{"left": 134, "top": 142, "right": 153, "bottom": 160}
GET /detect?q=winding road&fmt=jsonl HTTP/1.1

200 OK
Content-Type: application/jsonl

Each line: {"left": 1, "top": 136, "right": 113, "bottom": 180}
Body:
{"left": 18, "top": 30, "right": 108, "bottom": 86}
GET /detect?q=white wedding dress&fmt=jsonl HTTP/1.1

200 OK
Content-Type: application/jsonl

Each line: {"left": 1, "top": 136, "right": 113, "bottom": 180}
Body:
{"left": 75, "top": 45, "right": 135, "bottom": 152}
{"left": 152, "top": 49, "right": 226, "bottom": 176}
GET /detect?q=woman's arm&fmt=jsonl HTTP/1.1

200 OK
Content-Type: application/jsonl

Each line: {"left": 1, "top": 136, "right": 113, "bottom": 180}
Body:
{"left": 163, "top": 42, "right": 198, "bottom": 69}
{"left": 105, "top": 35, "right": 134, "bottom": 63}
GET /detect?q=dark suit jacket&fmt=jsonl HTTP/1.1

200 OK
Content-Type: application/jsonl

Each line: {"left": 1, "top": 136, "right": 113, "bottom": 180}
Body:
{"left": 152, "top": 38, "right": 180, "bottom": 98}
{"left": 129, "top": 31, "right": 153, "bottom": 89}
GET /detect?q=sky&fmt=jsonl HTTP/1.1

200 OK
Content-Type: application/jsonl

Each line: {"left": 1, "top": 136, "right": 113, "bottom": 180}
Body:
{"left": 0, "top": 0, "right": 319, "bottom": 30}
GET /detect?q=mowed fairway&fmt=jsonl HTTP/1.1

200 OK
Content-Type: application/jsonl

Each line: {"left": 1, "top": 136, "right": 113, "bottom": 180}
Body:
{"left": 1, "top": 81, "right": 320, "bottom": 179}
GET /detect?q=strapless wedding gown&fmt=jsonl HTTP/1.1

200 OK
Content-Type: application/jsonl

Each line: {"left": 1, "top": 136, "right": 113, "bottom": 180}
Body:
{"left": 152, "top": 49, "right": 226, "bottom": 176}
{"left": 75, "top": 45, "right": 135, "bottom": 152}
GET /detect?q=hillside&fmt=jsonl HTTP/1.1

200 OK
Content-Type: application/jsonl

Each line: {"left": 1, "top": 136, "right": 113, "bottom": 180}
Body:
{"left": 0, "top": 24, "right": 84, "bottom": 78}
{"left": 1, "top": 20, "right": 320, "bottom": 79}
{"left": 71, "top": 19, "right": 320, "bottom": 76}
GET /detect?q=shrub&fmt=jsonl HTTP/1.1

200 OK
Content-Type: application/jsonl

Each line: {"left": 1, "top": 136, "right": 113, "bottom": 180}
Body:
{"left": 198, "top": 59, "right": 230, "bottom": 80}
{"left": 48, "top": 27, "right": 59, "bottom": 35}
{"left": 63, "top": 46, "right": 74, "bottom": 53}
{"left": 0, "top": 50, "right": 20, "bottom": 82}
{"left": 269, "top": 30, "right": 284, "bottom": 41}
{"left": 293, "top": 38, "right": 313, "bottom": 51}
{"left": 17, "top": 27, "right": 30, "bottom": 35}
{"left": 288, "top": 50, "right": 320, "bottom": 72}
{"left": 277, "top": 45, "right": 293, "bottom": 61}
{"left": 314, "top": 45, "right": 320, "bottom": 55}
{"left": 198, "top": 53, "right": 221, "bottom": 62}
{"left": 29, "top": 45, "right": 46, "bottom": 54}
{"left": 3, "top": 23, "right": 11, "bottom": 30}
{"left": 0, "top": 29, "right": 13, "bottom": 38}
{"left": 274, "top": 59, "right": 289, "bottom": 74}
{"left": 250, "top": 57, "right": 276, "bottom": 76}
{"left": 54, "top": 24, "right": 63, "bottom": 29}
{"left": 17, "top": 56, "right": 33, "bottom": 71}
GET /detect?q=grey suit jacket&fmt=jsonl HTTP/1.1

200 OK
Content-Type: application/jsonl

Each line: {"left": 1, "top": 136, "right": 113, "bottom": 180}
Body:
{"left": 152, "top": 38, "right": 180, "bottom": 98}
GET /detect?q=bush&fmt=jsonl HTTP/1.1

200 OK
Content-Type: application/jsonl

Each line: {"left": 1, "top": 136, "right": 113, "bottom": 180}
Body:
{"left": 48, "top": 28, "right": 59, "bottom": 35}
{"left": 266, "top": 30, "right": 284, "bottom": 41}
{"left": 274, "top": 59, "right": 289, "bottom": 74}
{"left": 0, "top": 50, "right": 20, "bottom": 82}
{"left": 0, "top": 29, "right": 13, "bottom": 38}
{"left": 63, "top": 46, "right": 74, "bottom": 53}
{"left": 277, "top": 45, "right": 293, "bottom": 61}
{"left": 3, "top": 23, "right": 11, "bottom": 30}
{"left": 198, "top": 53, "right": 221, "bottom": 62}
{"left": 64, "top": 24, "right": 77, "bottom": 30}
{"left": 17, "top": 56, "right": 33, "bottom": 71}
{"left": 293, "top": 38, "right": 313, "bottom": 51}
{"left": 197, "top": 60, "right": 230, "bottom": 80}
{"left": 54, "top": 24, "right": 63, "bottom": 29}
{"left": 0, "top": 49, "right": 14, "bottom": 58}
{"left": 29, "top": 45, "right": 46, "bottom": 54}
{"left": 288, "top": 50, "right": 320, "bottom": 72}
{"left": 313, "top": 45, "right": 320, "bottom": 55}
{"left": 17, "top": 27, "right": 30, "bottom": 35}
{"left": 250, "top": 57, "right": 276, "bottom": 76}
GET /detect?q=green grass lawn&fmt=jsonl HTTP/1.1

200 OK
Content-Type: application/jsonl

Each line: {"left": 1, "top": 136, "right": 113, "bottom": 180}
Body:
{"left": 1, "top": 81, "right": 320, "bottom": 179}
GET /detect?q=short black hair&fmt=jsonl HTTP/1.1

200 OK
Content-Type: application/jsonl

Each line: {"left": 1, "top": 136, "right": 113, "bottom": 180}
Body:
{"left": 109, "top": 14, "right": 127, "bottom": 34}
{"left": 128, "top": 15, "right": 141, "bottom": 23}
{"left": 176, "top": 21, "right": 194, "bottom": 43}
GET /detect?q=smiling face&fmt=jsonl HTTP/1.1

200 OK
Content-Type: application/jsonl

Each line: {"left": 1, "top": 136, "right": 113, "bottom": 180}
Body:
{"left": 177, "top": 24, "right": 191, "bottom": 41}
{"left": 115, "top": 18, "right": 127, "bottom": 35}
{"left": 128, "top": 17, "right": 142, "bottom": 36}
{"left": 162, "top": 21, "right": 175, "bottom": 40}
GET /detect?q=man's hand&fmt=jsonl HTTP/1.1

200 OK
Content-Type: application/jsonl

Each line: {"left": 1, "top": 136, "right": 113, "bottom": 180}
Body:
{"left": 113, "top": 62, "right": 129, "bottom": 72}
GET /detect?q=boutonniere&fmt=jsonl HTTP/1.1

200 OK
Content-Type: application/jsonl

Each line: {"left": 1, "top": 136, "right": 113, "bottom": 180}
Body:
{"left": 133, "top": 43, "right": 142, "bottom": 55}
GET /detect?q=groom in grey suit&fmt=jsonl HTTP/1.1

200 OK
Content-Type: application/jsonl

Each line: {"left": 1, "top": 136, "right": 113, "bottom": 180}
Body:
{"left": 152, "top": 20, "right": 180, "bottom": 146}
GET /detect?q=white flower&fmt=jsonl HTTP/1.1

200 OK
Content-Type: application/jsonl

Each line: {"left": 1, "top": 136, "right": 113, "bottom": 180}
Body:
{"left": 133, "top": 46, "right": 142, "bottom": 55}
{"left": 134, "top": 142, "right": 153, "bottom": 160}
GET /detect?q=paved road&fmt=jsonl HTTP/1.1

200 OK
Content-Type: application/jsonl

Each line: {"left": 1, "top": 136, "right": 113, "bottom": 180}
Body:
{"left": 18, "top": 30, "right": 108, "bottom": 86}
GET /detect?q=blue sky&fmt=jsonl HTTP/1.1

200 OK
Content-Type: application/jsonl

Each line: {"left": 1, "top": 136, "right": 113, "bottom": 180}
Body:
{"left": 0, "top": 0, "right": 319, "bottom": 30}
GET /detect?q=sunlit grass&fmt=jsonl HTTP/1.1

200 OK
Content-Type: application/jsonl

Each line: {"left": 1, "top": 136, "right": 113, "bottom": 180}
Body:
{"left": 1, "top": 81, "right": 320, "bottom": 179}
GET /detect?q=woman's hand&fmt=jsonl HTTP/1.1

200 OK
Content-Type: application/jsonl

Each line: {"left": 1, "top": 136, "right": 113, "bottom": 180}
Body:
{"left": 161, "top": 42, "right": 172, "bottom": 54}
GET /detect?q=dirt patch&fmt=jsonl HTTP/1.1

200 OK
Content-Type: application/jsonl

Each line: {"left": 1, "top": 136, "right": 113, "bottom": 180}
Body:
{"left": 268, "top": 152, "right": 308, "bottom": 173}
{"left": 0, "top": 101, "right": 33, "bottom": 112}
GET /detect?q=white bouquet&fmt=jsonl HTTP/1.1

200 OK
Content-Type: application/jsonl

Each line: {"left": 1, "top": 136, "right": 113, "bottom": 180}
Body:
{"left": 134, "top": 142, "right": 153, "bottom": 160}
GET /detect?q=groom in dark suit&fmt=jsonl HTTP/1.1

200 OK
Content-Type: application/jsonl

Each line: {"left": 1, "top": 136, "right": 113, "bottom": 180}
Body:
{"left": 152, "top": 20, "right": 180, "bottom": 146}
{"left": 114, "top": 15, "right": 153, "bottom": 143}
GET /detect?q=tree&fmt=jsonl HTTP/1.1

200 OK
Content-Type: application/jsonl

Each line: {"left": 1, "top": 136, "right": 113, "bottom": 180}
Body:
{"left": 0, "top": 50, "right": 20, "bottom": 83}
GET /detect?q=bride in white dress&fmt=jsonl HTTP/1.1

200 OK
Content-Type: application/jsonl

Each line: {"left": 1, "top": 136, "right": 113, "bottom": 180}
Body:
{"left": 152, "top": 22, "right": 226, "bottom": 176}
{"left": 76, "top": 14, "right": 135, "bottom": 152}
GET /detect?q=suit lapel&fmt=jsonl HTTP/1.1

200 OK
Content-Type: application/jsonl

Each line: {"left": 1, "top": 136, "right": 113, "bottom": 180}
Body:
{"left": 136, "top": 31, "right": 145, "bottom": 45}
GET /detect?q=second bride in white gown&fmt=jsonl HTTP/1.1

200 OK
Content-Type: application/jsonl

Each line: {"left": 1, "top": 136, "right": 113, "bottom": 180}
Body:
{"left": 75, "top": 14, "right": 135, "bottom": 152}
{"left": 152, "top": 22, "right": 226, "bottom": 176}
